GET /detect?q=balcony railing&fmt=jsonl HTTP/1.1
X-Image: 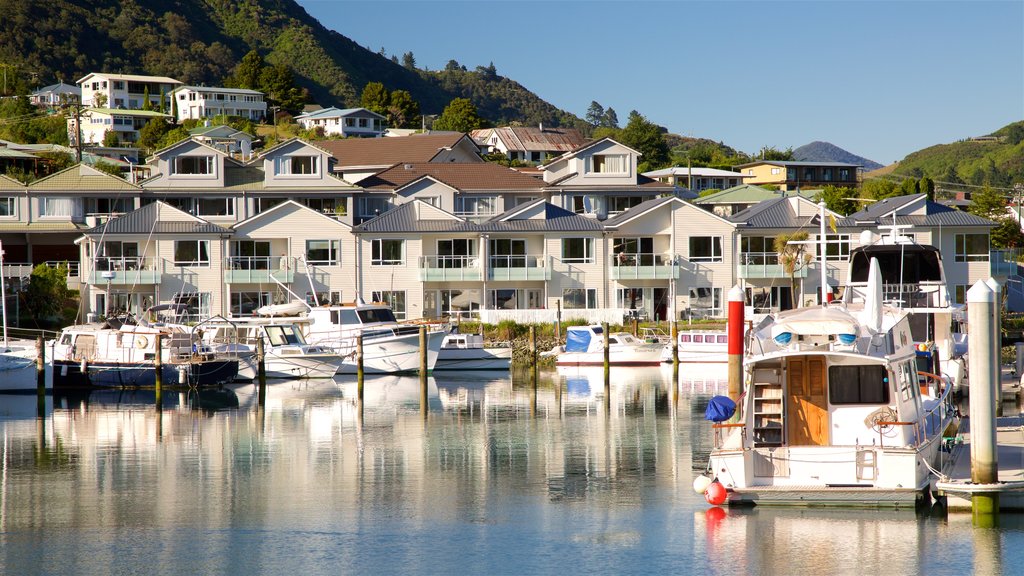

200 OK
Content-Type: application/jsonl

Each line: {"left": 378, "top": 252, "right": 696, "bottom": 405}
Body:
{"left": 88, "top": 257, "right": 161, "bottom": 284}
{"left": 991, "top": 249, "right": 1021, "bottom": 278}
{"left": 488, "top": 254, "right": 551, "bottom": 281}
{"left": 223, "top": 256, "right": 295, "bottom": 284}
{"left": 610, "top": 252, "right": 677, "bottom": 280}
{"left": 419, "top": 255, "right": 482, "bottom": 281}
{"left": 738, "top": 253, "right": 808, "bottom": 279}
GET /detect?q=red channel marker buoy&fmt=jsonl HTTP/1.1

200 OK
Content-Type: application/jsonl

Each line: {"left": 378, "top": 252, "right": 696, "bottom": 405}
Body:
{"left": 704, "top": 481, "right": 727, "bottom": 506}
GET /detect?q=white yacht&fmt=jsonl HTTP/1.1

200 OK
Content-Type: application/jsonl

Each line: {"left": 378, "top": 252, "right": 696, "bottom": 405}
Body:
{"left": 706, "top": 259, "right": 959, "bottom": 507}
{"left": 201, "top": 319, "right": 345, "bottom": 380}
{"left": 435, "top": 331, "right": 512, "bottom": 371}
{"left": 544, "top": 325, "right": 664, "bottom": 366}
{"left": 660, "top": 330, "right": 728, "bottom": 363}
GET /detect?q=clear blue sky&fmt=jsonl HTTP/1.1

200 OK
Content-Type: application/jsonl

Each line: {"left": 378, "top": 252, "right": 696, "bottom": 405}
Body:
{"left": 297, "top": 0, "right": 1024, "bottom": 165}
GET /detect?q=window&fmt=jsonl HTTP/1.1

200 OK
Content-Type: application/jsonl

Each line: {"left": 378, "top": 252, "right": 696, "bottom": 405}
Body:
{"left": 613, "top": 237, "right": 655, "bottom": 265}
{"left": 230, "top": 240, "right": 271, "bottom": 270}
{"left": 231, "top": 291, "right": 270, "bottom": 316}
{"left": 254, "top": 197, "right": 286, "bottom": 214}
{"left": 344, "top": 118, "right": 355, "bottom": 127}
{"left": 818, "top": 234, "right": 851, "bottom": 261}
{"left": 689, "top": 236, "right": 723, "bottom": 262}
{"left": 306, "top": 240, "right": 339, "bottom": 266}
{"left": 563, "top": 288, "right": 597, "bottom": 309}
{"left": 561, "top": 237, "right": 594, "bottom": 263}
{"left": 437, "top": 238, "right": 477, "bottom": 268}
{"left": 372, "top": 291, "right": 406, "bottom": 320}
{"left": 771, "top": 167, "right": 782, "bottom": 175}
{"left": 171, "top": 293, "right": 210, "bottom": 323}
{"left": 954, "top": 285, "right": 968, "bottom": 304}
{"left": 608, "top": 195, "right": 652, "bottom": 214}
{"left": 588, "top": 154, "right": 627, "bottom": 174}
{"left": 358, "top": 197, "right": 391, "bottom": 218}
{"left": 490, "top": 238, "right": 527, "bottom": 268}
{"left": 740, "top": 236, "right": 778, "bottom": 265}
{"left": 424, "top": 289, "right": 480, "bottom": 318}
{"left": 173, "top": 156, "right": 214, "bottom": 175}
{"left": 689, "top": 287, "right": 722, "bottom": 317}
{"left": 174, "top": 240, "right": 210, "bottom": 266}
{"left": 196, "top": 197, "right": 234, "bottom": 217}
{"left": 454, "top": 196, "right": 496, "bottom": 217}
{"left": 306, "top": 290, "right": 342, "bottom": 306}
{"left": 839, "top": 168, "right": 852, "bottom": 181}
{"left": 372, "top": 239, "right": 404, "bottom": 265}
{"left": 828, "top": 365, "right": 889, "bottom": 404}
{"left": 275, "top": 155, "right": 318, "bottom": 176}
{"left": 0, "top": 197, "right": 15, "bottom": 216}
{"left": 955, "top": 233, "right": 989, "bottom": 262}
{"left": 40, "top": 197, "right": 82, "bottom": 219}
{"left": 358, "top": 118, "right": 368, "bottom": 128}
{"left": 746, "top": 286, "right": 792, "bottom": 313}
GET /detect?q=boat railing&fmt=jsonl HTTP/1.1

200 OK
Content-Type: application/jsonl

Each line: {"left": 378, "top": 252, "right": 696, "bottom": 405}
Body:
{"left": 710, "top": 422, "right": 745, "bottom": 449}
{"left": 919, "top": 370, "right": 954, "bottom": 438}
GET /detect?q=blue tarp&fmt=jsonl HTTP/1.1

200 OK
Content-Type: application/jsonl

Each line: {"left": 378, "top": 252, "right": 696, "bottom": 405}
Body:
{"left": 565, "top": 329, "right": 592, "bottom": 353}
{"left": 705, "top": 395, "right": 736, "bottom": 422}
{"left": 566, "top": 377, "right": 590, "bottom": 397}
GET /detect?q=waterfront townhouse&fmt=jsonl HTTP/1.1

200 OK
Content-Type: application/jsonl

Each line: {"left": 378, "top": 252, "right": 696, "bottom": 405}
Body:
{"left": 170, "top": 85, "right": 267, "bottom": 122}
{"left": 471, "top": 125, "right": 586, "bottom": 164}
{"left": 735, "top": 160, "right": 860, "bottom": 191}
{"left": 294, "top": 107, "right": 387, "bottom": 138}
{"left": 540, "top": 138, "right": 678, "bottom": 218}
{"left": 76, "top": 73, "right": 182, "bottom": 109}
{"left": 317, "top": 133, "right": 483, "bottom": 183}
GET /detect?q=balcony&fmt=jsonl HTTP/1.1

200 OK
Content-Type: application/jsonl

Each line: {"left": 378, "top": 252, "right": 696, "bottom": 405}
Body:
{"left": 488, "top": 255, "right": 551, "bottom": 281}
{"left": 223, "top": 256, "right": 295, "bottom": 284}
{"left": 88, "top": 257, "right": 161, "bottom": 285}
{"left": 419, "top": 255, "right": 482, "bottom": 282}
{"left": 737, "top": 253, "right": 809, "bottom": 280}
{"left": 990, "top": 249, "right": 1020, "bottom": 279}
{"left": 610, "top": 253, "right": 677, "bottom": 280}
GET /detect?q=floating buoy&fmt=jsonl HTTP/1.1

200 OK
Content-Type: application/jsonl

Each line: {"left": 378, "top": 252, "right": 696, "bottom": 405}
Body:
{"left": 692, "top": 474, "right": 713, "bottom": 495}
{"left": 704, "top": 481, "right": 727, "bottom": 506}
{"left": 705, "top": 505, "right": 727, "bottom": 524}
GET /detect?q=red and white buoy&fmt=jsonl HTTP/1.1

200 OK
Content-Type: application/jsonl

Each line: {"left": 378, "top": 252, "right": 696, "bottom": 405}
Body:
{"left": 727, "top": 285, "right": 744, "bottom": 403}
{"left": 704, "top": 481, "right": 728, "bottom": 506}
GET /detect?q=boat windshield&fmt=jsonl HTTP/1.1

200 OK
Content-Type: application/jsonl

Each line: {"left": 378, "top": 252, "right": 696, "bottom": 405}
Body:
{"left": 265, "top": 325, "right": 306, "bottom": 346}
{"left": 358, "top": 307, "right": 397, "bottom": 324}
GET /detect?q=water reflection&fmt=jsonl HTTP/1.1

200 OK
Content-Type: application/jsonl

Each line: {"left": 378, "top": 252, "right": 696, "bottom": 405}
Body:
{"left": 0, "top": 366, "right": 1020, "bottom": 574}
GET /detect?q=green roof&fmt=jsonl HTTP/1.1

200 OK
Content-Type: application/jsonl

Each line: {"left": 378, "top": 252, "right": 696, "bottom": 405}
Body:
{"left": 695, "top": 184, "right": 818, "bottom": 204}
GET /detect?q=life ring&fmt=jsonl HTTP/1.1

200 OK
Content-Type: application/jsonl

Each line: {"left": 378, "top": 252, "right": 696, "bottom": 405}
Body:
{"left": 135, "top": 335, "right": 149, "bottom": 349}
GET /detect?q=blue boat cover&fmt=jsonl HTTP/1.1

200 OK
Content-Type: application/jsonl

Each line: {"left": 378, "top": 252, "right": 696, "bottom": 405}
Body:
{"left": 566, "top": 377, "right": 590, "bottom": 397}
{"left": 565, "top": 329, "right": 592, "bottom": 353}
{"left": 705, "top": 395, "right": 736, "bottom": 422}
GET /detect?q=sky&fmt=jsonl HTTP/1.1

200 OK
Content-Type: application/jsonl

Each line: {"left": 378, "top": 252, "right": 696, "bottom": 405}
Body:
{"left": 297, "top": 0, "right": 1024, "bottom": 165}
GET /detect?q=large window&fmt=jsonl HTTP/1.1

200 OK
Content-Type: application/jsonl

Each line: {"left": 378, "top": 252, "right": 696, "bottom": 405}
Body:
{"left": 955, "top": 233, "right": 989, "bottom": 262}
{"left": 588, "top": 154, "right": 627, "bottom": 174}
{"left": 424, "top": 289, "right": 480, "bottom": 318}
{"left": 275, "top": 155, "right": 318, "bottom": 176}
{"left": 231, "top": 291, "right": 270, "bottom": 316}
{"left": 563, "top": 288, "right": 597, "bottom": 309}
{"left": 0, "top": 197, "right": 14, "bottom": 216}
{"left": 608, "top": 195, "right": 651, "bottom": 214}
{"left": 306, "top": 240, "right": 340, "bottom": 266}
{"left": 828, "top": 365, "right": 889, "bottom": 404}
{"left": 562, "top": 237, "right": 595, "bottom": 263}
{"left": 436, "top": 238, "right": 476, "bottom": 268}
{"left": 173, "top": 156, "right": 214, "bottom": 175}
{"left": 740, "top": 236, "right": 778, "bottom": 265}
{"left": 358, "top": 197, "right": 391, "bottom": 219}
{"left": 174, "top": 240, "right": 210, "bottom": 267}
{"left": 40, "top": 197, "right": 81, "bottom": 219}
{"left": 171, "top": 292, "right": 210, "bottom": 323}
{"left": 372, "top": 290, "right": 406, "bottom": 320}
{"left": 196, "top": 197, "right": 234, "bottom": 217}
{"left": 371, "top": 239, "right": 404, "bottom": 265}
{"left": 613, "top": 237, "right": 656, "bottom": 265}
{"left": 454, "top": 196, "right": 497, "bottom": 217}
{"left": 689, "top": 287, "right": 722, "bottom": 317}
{"left": 306, "top": 290, "right": 342, "bottom": 306}
{"left": 689, "top": 236, "right": 723, "bottom": 262}
{"left": 490, "top": 238, "right": 527, "bottom": 268}
{"left": 818, "top": 234, "right": 851, "bottom": 261}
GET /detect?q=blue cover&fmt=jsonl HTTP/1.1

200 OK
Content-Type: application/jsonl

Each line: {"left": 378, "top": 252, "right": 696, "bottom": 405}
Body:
{"left": 566, "top": 377, "right": 590, "bottom": 397}
{"left": 565, "top": 329, "right": 592, "bottom": 353}
{"left": 705, "top": 395, "right": 736, "bottom": 422}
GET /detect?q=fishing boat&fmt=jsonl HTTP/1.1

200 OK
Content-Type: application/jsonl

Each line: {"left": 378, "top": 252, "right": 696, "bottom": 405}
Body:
{"left": 201, "top": 319, "right": 346, "bottom": 379}
{"left": 543, "top": 325, "right": 664, "bottom": 366}
{"left": 434, "top": 331, "right": 512, "bottom": 371}
{"left": 660, "top": 330, "right": 728, "bottom": 363}
{"left": 704, "top": 258, "right": 959, "bottom": 507}
{"left": 50, "top": 312, "right": 239, "bottom": 388}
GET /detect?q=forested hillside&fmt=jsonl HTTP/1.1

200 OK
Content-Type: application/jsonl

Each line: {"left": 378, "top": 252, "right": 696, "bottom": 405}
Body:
{"left": 891, "top": 121, "right": 1024, "bottom": 187}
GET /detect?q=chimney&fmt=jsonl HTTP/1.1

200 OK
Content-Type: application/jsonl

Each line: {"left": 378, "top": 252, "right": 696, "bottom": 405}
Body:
{"left": 538, "top": 122, "right": 544, "bottom": 132}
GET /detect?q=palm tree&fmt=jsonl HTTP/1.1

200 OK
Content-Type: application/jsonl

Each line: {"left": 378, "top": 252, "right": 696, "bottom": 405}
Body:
{"left": 775, "top": 232, "right": 813, "bottom": 308}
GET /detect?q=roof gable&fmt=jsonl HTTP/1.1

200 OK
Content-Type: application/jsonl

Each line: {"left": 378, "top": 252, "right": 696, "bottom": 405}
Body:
{"left": 29, "top": 163, "right": 140, "bottom": 191}
{"left": 730, "top": 195, "right": 839, "bottom": 229}
{"left": 83, "top": 201, "right": 229, "bottom": 235}
{"left": 148, "top": 137, "right": 234, "bottom": 163}
{"left": 695, "top": 185, "right": 815, "bottom": 205}
{"left": 232, "top": 199, "right": 351, "bottom": 232}
{"left": 539, "top": 137, "right": 640, "bottom": 169}
{"left": 0, "top": 174, "right": 25, "bottom": 191}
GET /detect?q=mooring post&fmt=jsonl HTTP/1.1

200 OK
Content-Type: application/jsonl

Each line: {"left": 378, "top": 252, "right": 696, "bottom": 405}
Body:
{"left": 967, "top": 280, "right": 999, "bottom": 522}
{"left": 727, "top": 286, "right": 745, "bottom": 404}
{"left": 555, "top": 300, "right": 562, "bottom": 345}
{"left": 36, "top": 335, "right": 45, "bottom": 417}
{"left": 154, "top": 333, "right": 163, "bottom": 410}
{"left": 356, "top": 333, "right": 364, "bottom": 401}
{"left": 529, "top": 325, "right": 537, "bottom": 378}
{"left": 986, "top": 278, "right": 1002, "bottom": 417}
{"left": 256, "top": 336, "right": 266, "bottom": 409}
{"left": 671, "top": 320, "right": 679, "bottom": 365}
{"left": 603, "top": 321, "right": 610, "bottom": 392}
{"left": 419, "top": 325, "right": 428, "bottom": 419}
{"left": 631, "top": 317, "right": 638, "bottom": 338}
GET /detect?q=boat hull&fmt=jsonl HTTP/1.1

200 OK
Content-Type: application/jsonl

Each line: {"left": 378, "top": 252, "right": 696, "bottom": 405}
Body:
{"left": 434, "top": 347, "right": 512, "bottom": 371}
{"left": 555, "top": 347, "right": 664, "bottom": 366}
{"left": 333, "top": 329, "right": 446, "bottom": 374}
{"left": 264, "top": 353, "right": 344, "bottom": 379}
{"left": 52, "top": 359, "right": 239, "bottom": 388}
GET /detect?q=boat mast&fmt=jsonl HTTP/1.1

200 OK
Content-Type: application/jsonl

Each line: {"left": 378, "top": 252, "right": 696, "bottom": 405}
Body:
{"left": 0, "top": 240, "right": 7, "bottom": 349}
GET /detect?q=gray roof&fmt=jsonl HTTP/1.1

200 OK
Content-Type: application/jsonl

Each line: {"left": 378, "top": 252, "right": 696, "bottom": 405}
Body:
{"left": 839, "top": 194, "right": 996, "bottom": 228}
{"left": 603, "top": 196, "right": 677, "bottom": 227}
{"left": 83, "top": 202, "right": 232, "bottom": 235}
{"left": 354, "top": 200, "right": 603, "bottom": 234}
{"left": 846, "top": 194, "right": 921, "bottom": 222}
{"left": 729, "top": 197, "right": 820, "bottom": 229}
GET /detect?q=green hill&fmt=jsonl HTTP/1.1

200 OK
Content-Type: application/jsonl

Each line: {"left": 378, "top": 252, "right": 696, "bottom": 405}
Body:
{"left": 0, "top": 0, "right": 585, "bottom": 127}
{"left": 892, "top": 121, "right": 1024, "bottom": 187}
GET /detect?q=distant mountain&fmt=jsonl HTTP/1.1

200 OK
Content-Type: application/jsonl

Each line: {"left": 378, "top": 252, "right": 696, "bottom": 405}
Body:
{"left": 890, "top": 121, "right": 1024, "bottom": 187}
{"left": 793, "top": 141, "right": 883, "bottom": 171}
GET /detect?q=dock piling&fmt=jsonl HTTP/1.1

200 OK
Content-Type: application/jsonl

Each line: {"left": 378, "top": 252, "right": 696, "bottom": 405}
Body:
{"left": 727, "top": 286, "right": 745, "bottom": 404}
{"left": 967, "top": 280, "right": 999, "bottom": 521}
{"left": 154, "top": 333, "right": 163, "bottom": 410}
{"left": 35, "top": 336, "right": 45, "bottom": 417}
{"left": 419, "top": 325, "right": 428, "bottom": 419}
{"left": 986, "top": 278, "right": 1002, "bottom": 417}
{"left": 356, "top": 333, "right": 364, "bottom": 401}
{"left": 256, "top": 336, "right": 266, "bottom": 409}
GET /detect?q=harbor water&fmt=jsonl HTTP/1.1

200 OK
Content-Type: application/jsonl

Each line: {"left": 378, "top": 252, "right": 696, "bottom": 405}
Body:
{"left": 1, "top": 364, "right": 1022, "bottom": 575}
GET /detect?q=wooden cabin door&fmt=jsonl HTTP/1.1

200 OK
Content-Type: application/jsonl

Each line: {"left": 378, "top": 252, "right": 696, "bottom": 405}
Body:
{"left": 786, "top": 357, "right": 829, "bottom": 445}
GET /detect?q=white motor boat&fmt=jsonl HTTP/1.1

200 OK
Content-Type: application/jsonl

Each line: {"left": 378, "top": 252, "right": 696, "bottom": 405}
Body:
{"left": 202, "top": 319, "right": 345, "bottom": 380}
{"left": 706, "top": 258, "right": 959, "bottom": 507}
{"left": 434, "top": 332, "right": 511, "bottom": 371}
{"left": 0, "top": 340, "right": 52, "bottom": 392}
{"left": 660, "top": 330, "right": 728, "bottom": 363}
{"left": 544, "top": 325, "right": 664, "bottom": 366}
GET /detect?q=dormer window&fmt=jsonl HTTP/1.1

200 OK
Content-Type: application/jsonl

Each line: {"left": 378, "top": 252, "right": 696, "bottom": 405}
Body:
{"left": 174, "top": 156, "right": 214, "bottom": 175}
{"left": 275, "top": 155, "right": 318, "bottom": 176}
{"left": 588, "top": 154, "right": 627, "bottom": 174}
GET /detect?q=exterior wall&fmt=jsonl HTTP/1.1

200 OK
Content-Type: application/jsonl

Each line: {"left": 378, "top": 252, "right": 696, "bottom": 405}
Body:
{"left": 553, "top": 141, "right": 639, "bottom": 188}
{"left": 298, "top": 111, "right": 386, "bottom": 138}
{"left": 545, "top": 233, "right": 607, "bottom": 310}
{"left": 260, "top": 141, "right": 345, "bottom": 189}
{"left": 173, "top": 88, "right": 266, "bottom": 122}
{"left": 357, "top": 233, "right": 426, "bottom": 318}
{"left": 146, "top": 142, "right": 229, "bottom": 189}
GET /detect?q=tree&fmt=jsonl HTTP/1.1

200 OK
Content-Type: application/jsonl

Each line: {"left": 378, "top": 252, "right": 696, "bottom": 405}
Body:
{"left": 775, "top": 232, "right": 813, "bottom": 308}
{"left": 102, "top": 130, "right": 120, "bottom": 147}
{"left": 444, "top": 59, "right": 464, "bottom": 72}
{"left": 260, "top": 64, "right": 306, "bottom": 112}
{"left": 898, "top": 177, "right": 920, "bottom": 196}
{"left": 1006, "top": 122, "right": 1024, "bottom": 146}
{"left": 23, "top": 263, "right": 74, "bottom": 328}
{"left": 137, "top": 118, "right": 171, "bottom": 150}
{"left": 432, "top": 98, "right": 485, "bottom": 132}
{"left": 602, "top": 107, "right": 619, "bottom": 129}
{"left": 619, "top": 110, "right": 670, "bottom": 171}
{"left": 919, "top": 176, "right": 936, "bottom": 201}
{"left": 93, "top": 160, "right": 124, "bottom": 178}
{"left": 387, "top": 89, "right": 420, "bottom": 129}
{"left": 402, "top": 51, "right": 417, "bottom": 69}
{"left": 585, "top": 101, "right": 605, "bottom": 126}
{"left": 360, "top": 82, "right": 389, "bottom": 115}
{"left": 816, "top": 185, "right": 858, "bottom": 216}
{"left": 141, "top": 86, "right": 152, "bottom": 111}
{"left": 232, "top": 50, "right": 265, "bottom": 90}
{"left": 759, "top": 146, "right": 794, "bottom": 161}
{"left": 969, "top": 186, "right": 1024, "bottom": 248}
{"left": 862, "top": 178, "right": 900, "bottom": 200}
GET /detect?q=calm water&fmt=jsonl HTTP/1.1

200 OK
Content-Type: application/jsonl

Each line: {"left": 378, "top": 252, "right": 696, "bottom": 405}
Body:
{"left": 0, "top": 365, "right": 1021, "bottom": 575}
